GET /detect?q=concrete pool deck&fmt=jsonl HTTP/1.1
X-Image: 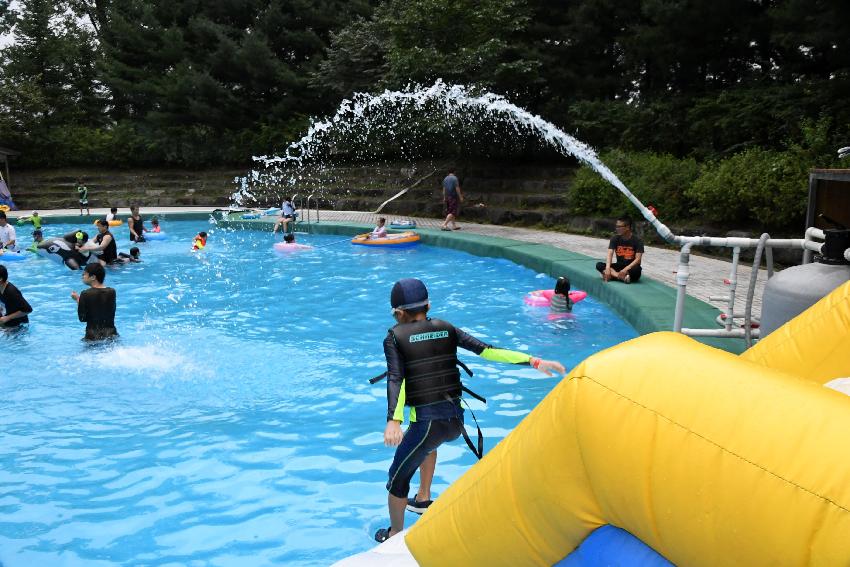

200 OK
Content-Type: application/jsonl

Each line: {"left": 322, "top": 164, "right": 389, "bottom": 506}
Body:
{"left": 9, "top": 207, "right": 767, "bottom": 354}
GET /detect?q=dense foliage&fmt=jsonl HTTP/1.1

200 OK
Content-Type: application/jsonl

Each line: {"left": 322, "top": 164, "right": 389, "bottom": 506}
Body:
{"left": 0, "top": 0, "right": 848, "bottom": 228}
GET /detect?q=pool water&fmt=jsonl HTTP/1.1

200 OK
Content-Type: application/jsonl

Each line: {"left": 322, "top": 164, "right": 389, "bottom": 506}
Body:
{"left": 0, "top": 219, "right": 637, "bottom": 566}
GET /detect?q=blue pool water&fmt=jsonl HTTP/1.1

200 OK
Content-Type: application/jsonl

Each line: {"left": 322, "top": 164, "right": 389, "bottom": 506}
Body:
{"left": 0, "top": 219, "right": 637, "bottom": 566}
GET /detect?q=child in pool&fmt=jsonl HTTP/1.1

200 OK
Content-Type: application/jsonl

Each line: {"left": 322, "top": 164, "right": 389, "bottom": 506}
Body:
{"left": 369, "top": 217, "right": 388, "bottom": 239}
{"left": 118, "top": 247, "right": 142, "bottom": 263}
{"left": 150, "top": 218, "right": 161, "bottom": 233}
{"left": 550, "top": 276, "right": 573, "bottom": 313}
{"left": 192, "top": 232, "right": 207, "bottom": 250}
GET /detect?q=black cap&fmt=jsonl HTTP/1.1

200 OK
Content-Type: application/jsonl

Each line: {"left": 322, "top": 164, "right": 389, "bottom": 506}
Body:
{"left": 390, "top": 278, "right": 429, "bottom": 310}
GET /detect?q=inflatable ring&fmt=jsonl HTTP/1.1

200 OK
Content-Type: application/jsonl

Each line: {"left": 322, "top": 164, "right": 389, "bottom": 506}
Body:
{"left": 351, "top": 231, "right": 420, "bottom": 247}
{"left": 0, "top": 249, "right": 27, "bottom": 262}
{"left": 93, "top": 219, "right": 123, "bottom": 226}
{"left": 0, "top": 205, "right": 9, "bottom": 212}
{"left": 389, "top": 219, "right": 417, "bottom": 229}
{"left": 144, "top": 231, "right": 168, "bottom": 241}
{"left": 241, "top": 213, "right": 261, "bottom": 219}
{"left": 524, "top": 289, "right": 588, "bottom": 307}
{"left": 273, "top": 241, "right": 312, "bottom": 253}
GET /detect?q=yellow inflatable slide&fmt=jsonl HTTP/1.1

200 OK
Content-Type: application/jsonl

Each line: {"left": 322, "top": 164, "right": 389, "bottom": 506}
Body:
{"left": 403, "top": 280, "right": 850, "bottom": 566}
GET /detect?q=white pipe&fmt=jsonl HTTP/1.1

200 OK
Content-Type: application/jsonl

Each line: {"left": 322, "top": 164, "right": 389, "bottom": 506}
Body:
{"left": 725, "top": 247, "right": 741, "bottom": 332}
{"left": 803, "top": 227, "right": 826, "bottom": 264}
{"left": 682, "top": 328, "right": 760, "bottom": 339}
{"left": 806, "top": 226, "right": 826, "bottom": 240}
{"left": 673, "top": 243, "right": 693, "bottom": 332}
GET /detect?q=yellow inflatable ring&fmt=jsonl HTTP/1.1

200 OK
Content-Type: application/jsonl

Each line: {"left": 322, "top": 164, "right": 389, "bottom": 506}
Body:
{"left": 351, "top": 231, "right": 420, "bottom": 247}
{"left": 93, "top": 219, "right": 123, "bottom": 226}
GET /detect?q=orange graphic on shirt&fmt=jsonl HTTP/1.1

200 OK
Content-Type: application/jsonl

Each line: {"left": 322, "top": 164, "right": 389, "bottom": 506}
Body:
{"left": 615, "top": 245, "right": 636, "bottom": 261}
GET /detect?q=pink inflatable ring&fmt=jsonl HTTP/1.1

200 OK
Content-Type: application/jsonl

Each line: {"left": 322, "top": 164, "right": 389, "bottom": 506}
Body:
{"left": 524, "top": 289, "right": 587, "bottom": 307}
{"left": 273, "top": 242, "right": 312, "bottom": 253}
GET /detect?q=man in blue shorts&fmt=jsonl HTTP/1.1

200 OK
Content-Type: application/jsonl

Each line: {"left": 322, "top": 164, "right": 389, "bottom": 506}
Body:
{"left": 374, "top": 278, "right": 565, "bottom": 542}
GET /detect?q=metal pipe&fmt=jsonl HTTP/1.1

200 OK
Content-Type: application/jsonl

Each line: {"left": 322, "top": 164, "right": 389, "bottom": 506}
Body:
{"left": 802, "top": 227, "right": 825, "bottom": 264}
{"left": 744, "top": 233, "right": 770, "bottom": 348}
{"left": 765, "top": 246, "right": 774, "bottom": 279}
{"left": 682, "top": 327, "right": 760, "bottom": 339}
{"left": 673, "top": 242, "right": 693, "bottom": 332}
{"left": 725, "top": 247, "right": 741, "bottom": 332}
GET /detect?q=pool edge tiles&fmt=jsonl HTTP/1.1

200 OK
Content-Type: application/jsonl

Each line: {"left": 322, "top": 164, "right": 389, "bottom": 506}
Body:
{"left": 220, "top": 215, "right": 743, "bottom": 355}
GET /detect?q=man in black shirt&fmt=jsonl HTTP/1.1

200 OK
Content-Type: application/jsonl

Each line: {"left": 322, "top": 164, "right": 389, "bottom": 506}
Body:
{"left": 596, "top": 215, "right": 644, "bottom": 283}
{"left": 82, "top": 220, "right": 119, "bottom": 265}
{"left": 71, "top": 263, "right": 118, "bottom": 340}
{"left": 0, "top": 265, "right": 33, "bottom": 327}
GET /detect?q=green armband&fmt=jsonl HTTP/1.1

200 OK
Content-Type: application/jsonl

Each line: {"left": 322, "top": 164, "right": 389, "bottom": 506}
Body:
{"left": 480, "top": 348, "right": 532, "bottom": 365}
{"left": 391, "top": 380, "right": 416, "bottom": 423}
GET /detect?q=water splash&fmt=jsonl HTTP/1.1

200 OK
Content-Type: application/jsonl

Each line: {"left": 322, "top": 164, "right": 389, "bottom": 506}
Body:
{"left": 233, "top": 80, "right": 672, "bottom": 241}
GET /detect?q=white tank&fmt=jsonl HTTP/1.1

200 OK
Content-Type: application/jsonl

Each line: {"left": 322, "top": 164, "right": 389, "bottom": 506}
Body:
{"left": 760, "top": 262, "right": 850, "bottom": 337}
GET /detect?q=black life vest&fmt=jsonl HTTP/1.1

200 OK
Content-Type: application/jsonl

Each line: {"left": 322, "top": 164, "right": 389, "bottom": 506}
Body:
{"left": 390, "top": 318, "right": 462, "bottom": 407}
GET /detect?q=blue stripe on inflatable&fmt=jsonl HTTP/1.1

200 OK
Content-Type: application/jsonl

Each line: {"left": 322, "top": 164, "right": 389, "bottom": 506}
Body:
{"left": 554, "top": 525, "right": 674, "bottom": 567}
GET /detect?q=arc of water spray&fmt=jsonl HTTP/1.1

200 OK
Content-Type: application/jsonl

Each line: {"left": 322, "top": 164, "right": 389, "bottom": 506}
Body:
{"left": 243, "top": 81, "right": 676, "bottom": 243}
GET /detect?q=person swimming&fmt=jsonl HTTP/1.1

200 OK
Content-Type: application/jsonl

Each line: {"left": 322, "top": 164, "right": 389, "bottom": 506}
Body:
{"left": 192, "top": 231, "right": 207, "bottom": 250}
{"left": 118, "top": 246, "right": 142, "bottom": 263}
{"left": 26, "top": 229, "right": 44, "bottom": 253}
{"left": 150, "top": 218, "right": 161, "bottom": 233}
{"left": 550, "top": 276, "right": 573, "bottom": 313}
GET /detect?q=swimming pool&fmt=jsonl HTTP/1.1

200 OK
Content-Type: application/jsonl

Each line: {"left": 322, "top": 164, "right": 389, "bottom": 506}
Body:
{"left": 0, "top": 219, "right": 637, "bottom": 566}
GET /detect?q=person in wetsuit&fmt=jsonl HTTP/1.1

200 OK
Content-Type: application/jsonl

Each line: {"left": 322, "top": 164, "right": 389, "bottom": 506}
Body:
{"left": 82, "top": 220, "right": 119, "bottom": 266}
{"left": 71, "top": 263, "right": 118, "bottom": 340}
{"left": 0, "top": 264, "right": 33, "bottom": 328}
{"left": 374, "top": 278, "right": 566, "bottom": 543}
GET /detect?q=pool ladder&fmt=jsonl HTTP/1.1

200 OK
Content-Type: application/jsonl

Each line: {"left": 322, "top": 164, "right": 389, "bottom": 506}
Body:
{"left": 292, "top": 194, "right": 320, "bottom": 233}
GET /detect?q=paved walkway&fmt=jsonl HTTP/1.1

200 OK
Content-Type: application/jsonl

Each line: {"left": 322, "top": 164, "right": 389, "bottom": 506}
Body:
{"left": 15, "top": 206, "right": 767, "bottom": 318}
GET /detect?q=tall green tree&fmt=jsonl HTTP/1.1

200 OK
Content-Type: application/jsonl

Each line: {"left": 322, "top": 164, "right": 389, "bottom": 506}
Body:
{"left": 0, "top": 0, "right": 105, "bottom": 162}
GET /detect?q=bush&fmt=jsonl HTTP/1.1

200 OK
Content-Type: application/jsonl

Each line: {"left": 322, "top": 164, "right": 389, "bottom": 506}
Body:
{"left": 685, "top": 148, "right": 810, "bottom": 230}
{"left": 687, "top": 116, "right": 839, "bottom": 231}
{"left": 569, "top": 150, "right": 700, "bottom": 221}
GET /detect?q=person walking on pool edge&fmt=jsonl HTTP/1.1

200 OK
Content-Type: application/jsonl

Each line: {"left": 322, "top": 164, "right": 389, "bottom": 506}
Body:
{"left": 440, "top": 168, "right": 463, "bottom": 231}
{"left": 374, "top": 278, "right": 566, "bottom": 543}
{"left": 596, "top": 215, "right": 644, "bottom": 284}
{"left": 76, "top": 179, "right": 90, "bottom": 216}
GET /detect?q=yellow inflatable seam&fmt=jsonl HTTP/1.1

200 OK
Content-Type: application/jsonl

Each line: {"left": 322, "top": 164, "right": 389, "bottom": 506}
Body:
{"left": 583, "top": 376, "right": 850, "bottom": 517}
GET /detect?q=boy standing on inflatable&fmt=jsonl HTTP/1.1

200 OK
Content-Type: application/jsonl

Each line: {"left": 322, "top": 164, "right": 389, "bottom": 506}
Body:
{"left": 374, "top": 278, "right": 565, "bottom": 543}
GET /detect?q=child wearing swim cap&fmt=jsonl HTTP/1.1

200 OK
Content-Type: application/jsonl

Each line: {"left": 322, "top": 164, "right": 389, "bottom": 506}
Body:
{"left": 373, "top": 278, "right": 566, "bottom": 543}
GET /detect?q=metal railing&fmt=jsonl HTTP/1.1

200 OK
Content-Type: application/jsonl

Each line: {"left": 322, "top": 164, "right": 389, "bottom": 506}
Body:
{"left": 305, "top": 194, "right": 320, "bottom": 231}
{"left": 672, "top": 231, "right": 829, "bottom": 348}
